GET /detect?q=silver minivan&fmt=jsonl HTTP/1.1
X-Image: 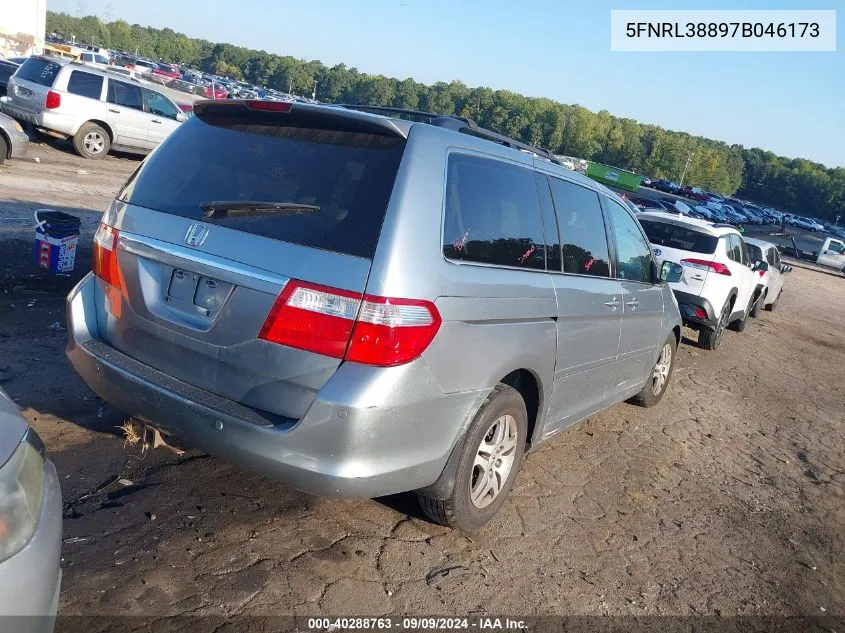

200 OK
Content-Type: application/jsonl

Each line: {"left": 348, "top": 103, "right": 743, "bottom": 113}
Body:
{"left": 66, "top": 101, "right": 683, "bottom": 529}
{"left": 0, "top": 56, "right": 186, "bottom": 159}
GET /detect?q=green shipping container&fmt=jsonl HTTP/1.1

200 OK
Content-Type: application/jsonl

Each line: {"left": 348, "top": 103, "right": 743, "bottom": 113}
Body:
{"left": 585, "top": 162, "right": 642, "bottom": 192}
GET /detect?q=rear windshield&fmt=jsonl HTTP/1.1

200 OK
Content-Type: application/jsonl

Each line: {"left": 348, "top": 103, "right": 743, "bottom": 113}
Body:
{"left": 118, "top": 116, "right": 405, "bottom": 258}
{"left": 639, "top": 219, "right": 718, "bottom": 254}
{"left": 14, "top": 57, "right": 61, "bottom": 87}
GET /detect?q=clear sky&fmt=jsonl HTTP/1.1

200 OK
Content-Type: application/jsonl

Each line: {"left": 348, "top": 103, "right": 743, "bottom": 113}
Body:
{"left": 48, "top": 0, "right": 843, "bottom": 168}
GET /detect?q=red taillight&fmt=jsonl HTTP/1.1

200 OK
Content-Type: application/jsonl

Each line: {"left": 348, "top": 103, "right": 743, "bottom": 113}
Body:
{"left": 681, "top": 258, "right": 731, "bottom": 276}
{"left": 92, "top": 222, "right": 120, "bottom": 287}
{"left": 245, "top": 100, "right": 292, "bottom": 112}
{"left": 757, "top": 270, "right": 765, "bottom": 277}
{"left": 45, "top": 90, "right": 61, "bottom": 109}
{"left": 693, "top": 307, "right": 708, "bottom": 319}
{"left": 258, "top": 280, "right": 441, "bottom": 367}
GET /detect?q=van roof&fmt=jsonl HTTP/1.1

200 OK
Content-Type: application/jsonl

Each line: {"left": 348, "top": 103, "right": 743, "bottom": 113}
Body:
{"left": 638, "top": 211, "right": 741, "bottom": 237}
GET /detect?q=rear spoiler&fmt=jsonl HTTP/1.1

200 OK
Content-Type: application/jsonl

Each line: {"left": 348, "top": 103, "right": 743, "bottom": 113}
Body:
{"left": 193, "top": 100, "right": 409, "bottom": 138}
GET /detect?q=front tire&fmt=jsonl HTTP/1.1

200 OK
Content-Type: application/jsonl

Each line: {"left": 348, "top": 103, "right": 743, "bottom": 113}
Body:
{"left": 73, "top": 122, "right": 110, "bottom": 159}
{"left": 629, "top": 333, "right": 677, "bottom": 407}
{"left": 699, "top": 300, "right": 730, "bottom": 350}
{"left": 729, "top": 295, "right": 753, "bottom": 332}
{"left": 418, "top": 384, "right": 527, "bottom": 531}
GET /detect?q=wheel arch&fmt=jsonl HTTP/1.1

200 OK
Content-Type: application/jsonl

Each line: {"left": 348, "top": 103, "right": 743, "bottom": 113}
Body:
{"left": 76, "top": 119, "right": 114, "bottom": 142}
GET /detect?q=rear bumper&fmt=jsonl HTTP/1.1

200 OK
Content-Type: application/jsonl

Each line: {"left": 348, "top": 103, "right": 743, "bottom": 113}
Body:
{"left": 672, "top": 290, "right": 717, "bottom": 330}
{"left": 0, "top": 457, "right": 62, "bottom": 629}
{"left": 7, "top": 126, "right": 30, "bottom": 158}
{"left": 0, "top": 99, "right": 74, "bottom": 137}
{"left": 65, "top": 273, "right": 486, "bottom": 499}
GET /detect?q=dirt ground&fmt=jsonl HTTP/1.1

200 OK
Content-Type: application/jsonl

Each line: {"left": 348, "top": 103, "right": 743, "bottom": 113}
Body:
{"left": 1, "top": 143, "right": 844, "bottom": 622}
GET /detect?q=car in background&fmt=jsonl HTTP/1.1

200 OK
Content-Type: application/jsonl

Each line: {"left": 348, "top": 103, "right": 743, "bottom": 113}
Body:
{"left": 652, "top": 179, "right": 679, "bottom": 193}
{"left": 0, "top": 111, "right": 30, "bottom": 163}
{"left": 0, "top": 387, "right": 62, "bottom": 626}
{"left": 628, "top": 196, "right": 669, "bottom": 212}
{"left": 813, "top": 237, "right": 845, "bottom": 273}
{"left": 0, "top": 59, "right": 23, "bottom": 97}
{"left": 743, "top": 237, "right": 791, "bottom": 314}
{"left": 79, "top": 51, "right": 111, "bottom": 68}
{"left": 640, "top": 177, "right": 652, "bottom": 186}
{"left": 152, "top": 63, "right": 182, "bottom": 80}
{"left": 1, "top": 56, "right": 187, "bottom": 159}
{"left": 131, "top": 58, "right": 159, "bottom": 73}
{"left": 790, "top": 216, "right": 820, "bottom": 231}
{"left": 639, "top": 212, "right": 762, "bottom": 350}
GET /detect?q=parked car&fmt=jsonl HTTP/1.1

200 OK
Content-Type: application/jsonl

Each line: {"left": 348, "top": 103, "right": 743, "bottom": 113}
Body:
{"left": 0, "top": 387, "right": 62, "bottom": 626}
{"left": 790, "top": 216, "right": 819, "bottom": 231}
{"left": 131, "top": 58, "right": 159, "bottom": 73}
{"left": 0, "top": 111, "right": 30, "bottom": 163}
{"left": 628, "top": 196, "right": 669, "bottom": 212}
{"left": 79, "top": 51, "right": 111, "bottom": 68}
{"left": 0, "top": 59, "right": 22, "bottom": 97}
{"left": 812, "top": 237, "right": 845, "bottom": 273}
{"left": 652, "top": 179, "right": 678, "bottom": 193}
{"left": 638, "top": 212, "right": 762, "bottom": 350}
{"left": 65, "top": 101, "right": 683, "bottom": 530}
{"left": 743, "top": 237, "right": 791, "bottom": 314}
{"left": 1, "top": 56, "right": 187, "bottom": 159}
{"left": 152, "top": 63, "right": 182, "bottom": 80}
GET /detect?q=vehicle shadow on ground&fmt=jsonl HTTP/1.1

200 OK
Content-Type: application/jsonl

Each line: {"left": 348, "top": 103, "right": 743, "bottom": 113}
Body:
{"left": 26, "top": 129, "right": 144, "bottom": 162}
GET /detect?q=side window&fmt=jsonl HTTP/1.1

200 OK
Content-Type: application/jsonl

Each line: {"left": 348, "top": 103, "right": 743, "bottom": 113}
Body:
{"left": 66, "top": 70, "right": 103, "bottom": 100}
{"left": 107, "top": 79, "right": 143, "bottom": 111}
{"left": 81, "top": 53, "right": 92, "bottom": 62}
{"left": 442, "top": 154, "right": 546, "bottom": 271}
{"left": 605, "top": 198, "right": 654, "bottom": 283}
{"left": 547, "top": 177, "right": 610, "bottom": 277}
{"left": 738, "top": 237, "right": 750, "bottom": 265}
{"left": 765, "top": 247, "right": 777, "bottom": 266}
{"left": 96, "top": 55, "right": 109, "bottom": 65}
{"left": 534, "top": 173, "right": 561, "bottom": 272}
{"left": 143, "top": 89, "right": 180, "bottom": 120}
{"left": 829, "top": 240, "right": 845, "bottom": 255}
{"left": 725, "top": 236, "right": 740, "bottom": 263}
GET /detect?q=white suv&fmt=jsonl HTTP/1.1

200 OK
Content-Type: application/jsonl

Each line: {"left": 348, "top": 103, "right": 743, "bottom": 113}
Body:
{"left": 0, "top": 56, "right": 186, "bottom": 159}
{"left": 638, "top": 212, "right": 763, "bottom": 350}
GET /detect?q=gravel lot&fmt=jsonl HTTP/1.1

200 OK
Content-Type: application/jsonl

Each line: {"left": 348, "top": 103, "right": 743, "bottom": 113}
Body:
{"left": 1, "top": 142, "right": 844, "bottom": 621}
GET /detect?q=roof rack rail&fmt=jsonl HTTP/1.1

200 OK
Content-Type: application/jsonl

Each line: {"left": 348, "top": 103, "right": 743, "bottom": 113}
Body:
{"left": 338, "top": 104, "right": 563, "bottom": 166}
{"left": 710, "top": 223, "right": 738, "bottom": 230}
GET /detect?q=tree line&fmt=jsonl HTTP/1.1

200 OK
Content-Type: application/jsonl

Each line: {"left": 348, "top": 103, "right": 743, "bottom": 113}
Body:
{"left": 45, "top": 11, "right": 844, "bottom": 222}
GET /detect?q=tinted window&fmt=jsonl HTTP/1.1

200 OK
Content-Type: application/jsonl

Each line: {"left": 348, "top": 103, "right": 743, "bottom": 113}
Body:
{"left": 535, "top": 174, "right": 561, "bottom": 272}
{"left": 640, "top": 219, "right": 718, "bottom": 254}
{"left": 67, "top": 70, "right": 103, "bottom": 99}
{"left": 548, "top": 177, "right": 610, "bottom": 277}
{"left": 746, "top": 243, "right": 764, "bottom": 262}
{"left": 107, "top": 79, "right": 143, "bottom": 110}
{"left": 14, "top": 57, "right": 61, "bottom": 87}
{"left": 605, "top": 198, "right": 653, "bottom": 283}
{"left": 829, "top": 241, "right": 845, "bottom": 255}
{"left": 443, "top": 154, "right": 546, "bottom": 270}
{"left": 725, "top": 236, "right": 741, "bottom": 263}
{"left": 764, "top": 246, "right": 777, "bottom": 266}
{"left": 119, "top": 117, "right": 405, "bottom": 259}
{"left": 0, "top": 62, "right": 17, "bottom": 86}
{"left": 143, "top": 89, "right": 179, "bottom": 119}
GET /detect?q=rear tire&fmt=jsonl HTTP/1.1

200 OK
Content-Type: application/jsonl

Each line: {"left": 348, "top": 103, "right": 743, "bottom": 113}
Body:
{"left": 417, "top": 384, "right": 527, "bottom": 531}
{"left": 0, "top": 134, "right": 8, "bottom": 164}
{"left": 698, "top": 300, "right": 730, "bottom": 350}
{"left": 629, "top": 333, "right": 677, "bottom": 408}
{"left": 73, "top": 122, "right": 110, "bottom": 159}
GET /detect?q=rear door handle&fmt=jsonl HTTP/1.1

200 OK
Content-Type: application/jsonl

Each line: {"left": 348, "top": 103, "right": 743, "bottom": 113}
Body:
{"left": 626, "top": 299, "right": 640, "bottom": 310}
{"left": 151, "top": 119, "right": 162, "bottom": 124}
{"left": 604, "top": 297, "right": 620, "bottom": 310}
{"left": 108, "top": 108, "right": 120, "bottom": 114}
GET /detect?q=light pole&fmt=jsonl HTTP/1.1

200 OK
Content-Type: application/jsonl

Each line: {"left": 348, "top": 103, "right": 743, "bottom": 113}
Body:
{"left": 679, "top": 151, "right": 693, "bottom": 187}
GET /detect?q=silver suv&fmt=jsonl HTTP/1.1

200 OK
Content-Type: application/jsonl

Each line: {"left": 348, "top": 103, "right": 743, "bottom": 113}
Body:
{"left": 1, "top": 56, "right": 185, "bottom": 159}
{"left": 66, "top": 102, "right": 682, "bottom": 529}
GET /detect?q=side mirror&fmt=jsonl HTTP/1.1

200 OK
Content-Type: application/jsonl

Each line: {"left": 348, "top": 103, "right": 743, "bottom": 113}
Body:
{"left": 752, "top": 260, "right": 769, "bottom": 272}
{"left": 176, "top": 111, "right": 186, "bottom": 122}
{"left": 781, "top": 265, "right": 792, "bottom": 273}
{"left": 659, "top": 261, "right": 684, "bottom": 283}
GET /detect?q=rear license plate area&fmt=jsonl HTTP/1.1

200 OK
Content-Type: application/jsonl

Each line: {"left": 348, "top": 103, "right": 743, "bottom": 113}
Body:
{"left": 166, "top": 269, "right": 232, "bottom": 318}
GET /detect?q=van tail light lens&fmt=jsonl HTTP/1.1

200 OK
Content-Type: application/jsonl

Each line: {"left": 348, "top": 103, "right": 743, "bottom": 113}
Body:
{"left": 693, "top": 307, "right": 708, "bottom": 319}
{"left": 681, "top": 258, "right": 731, "bottom": 276}
{"left": 757, "top": 270, "right": 765, "bottom": 278}
{"left": 245, "top": 100, "right": 291, "bottom": 112}
{"left": 92, "top": 222, "right": 121, "bottom": 287}
{"left": 45, "top": 91, "right": 61, "bottom": 109}
{"left": 259, "top": 280, "right": 441, "bottom": 367}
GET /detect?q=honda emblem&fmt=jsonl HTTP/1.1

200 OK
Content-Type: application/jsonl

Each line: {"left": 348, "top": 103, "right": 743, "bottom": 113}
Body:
{"left": 185, "top": 224, "right": 209, "bottom": 247}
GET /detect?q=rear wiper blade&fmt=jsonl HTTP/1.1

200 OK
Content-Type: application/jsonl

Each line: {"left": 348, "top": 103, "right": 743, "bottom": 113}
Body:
{"left": 200, "top": 201, "right": 320, "bottom": 218}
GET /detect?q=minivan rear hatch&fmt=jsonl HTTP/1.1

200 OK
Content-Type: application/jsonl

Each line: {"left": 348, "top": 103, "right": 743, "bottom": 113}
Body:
{"left": 96, "top": 101, "right": 407, "bottom": 423}
{"left": 638, "top": 216, "right": 719, "bottom": 297}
